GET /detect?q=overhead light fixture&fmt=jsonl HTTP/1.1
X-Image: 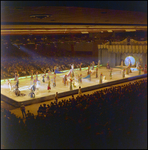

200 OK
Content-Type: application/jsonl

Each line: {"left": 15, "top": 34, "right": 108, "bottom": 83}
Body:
{"left": 108, "top": 30, "right": 112, "bottom": 32}
{"left": 125, "top": 29, "right": 136, "bottom": 32}
{"left": 81, "top": 32, "right": 89, "bottom": 34}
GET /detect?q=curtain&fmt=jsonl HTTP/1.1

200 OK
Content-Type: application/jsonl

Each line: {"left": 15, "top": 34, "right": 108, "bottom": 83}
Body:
{"left": 110, "top": 45, "right": 113, "bottom": 52}
{"left": 125, "top": 45, "right": 128, "bottom": 53}
{"left": 139, "top": 45, "right": 143, "bottom": 53}
{"left": 129, "top": 45, "right": 131, "bottom": 53}
{"left": 98, "top": 45, "right": 101, "bottom": 49}
{"left": 136, "top": 45, "right": 139, "bottom": 53}
{"left": 132, "top": 45, "right": 135, "bottom": 53}
{"left": 121, "top": 45, "right": 125, "bottom": 53}
{"left": 101, "top": 45, "right": 104, "bottom": 49}
{"left": 113, "top": 45, "right": 116, "bottom": 52}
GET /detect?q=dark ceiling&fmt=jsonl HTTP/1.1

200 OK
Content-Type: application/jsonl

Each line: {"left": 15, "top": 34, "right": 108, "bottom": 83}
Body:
{"left": 1, "top": 2, "right": 147, "bottom": 35}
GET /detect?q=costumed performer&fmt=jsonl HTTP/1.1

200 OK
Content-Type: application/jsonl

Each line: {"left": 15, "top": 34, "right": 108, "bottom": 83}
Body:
{"left": 100, "top": 73, "right": 103, "bottom": 83}
{"left": 16, "top": 74, "right": 19, "bottom": 89}
{"left": 31, "top": 70, "right": 34, "bottom": 80}
{"left": 36, "top": 71, "right": 38, "bottom": 81}
{"left": 87, "top": 65, "right": 90, "bottom": 75}
{"left": 79, "top": 63, "right": 82, "bottom": 71}
{"left": 92, "top": 61, "right": 95, "bottom": 70}
{"left": 29, "top": 88, "right": 35, "bottom": 98}
{"left": 35, "top": 80, "right": 40, "bottom": 95}
{"left": 123, "top": 69, "right": 125, "bottom": 78}
{"left": 96, "top": 67, "right": 98, "bottom": 78}
{"left": 46, "top": 71, "right": 50, "bottom": 81}
{"left": 110, "top": 69, "right": 112, "bottom": 79}
{"left": 89, "top": 71, "right": 91, "bottom": 81}
{"left": 47, "top": 80, "right": 51, "bottom": 92}
{"left": 106, "top": 61, "right": 110, "bottom": 69}
{"left": 44, "top": 69, "right": 46, "bottom": 77}
{"left": 70, "top": 78, "right": 73, "bottom": 91}
{"left": 42, "top": 74, "right": 45, "bottom": 82}
{"left": 7, "top": 79, "right": 12, "bottom": 91}
{"left": 80, "top": 74, "right": 82, "bottom": 83}
{"left": 63, "top": 75, "right": 67, "bottom": 86}
{"left": 31, "top": 82, "right": 36, "bottom": 92}
{"left": 139, "top": 65, "right": 142, "bottom": 75}
{"left": 14, "top": 72, "right": 17, "bottom": 81}
{"left": 54, "top": 66, "right": 57, "bottom": 74}
{"left": 71, "top": 64, "right": 74, "bottom": 77}
{"left": 121, "top": 60, "right": 123, "bottom": 68}
{"left": 53, "top": 72, "right": 56, "bottom": 87}
{"left": 144, "top": 64, "right": 147, "bottom": 74}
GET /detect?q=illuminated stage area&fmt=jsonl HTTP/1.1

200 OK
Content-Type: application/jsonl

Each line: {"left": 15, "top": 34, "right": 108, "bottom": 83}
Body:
{"left": 1, "top": 66, "right": 145, "bottom": 107}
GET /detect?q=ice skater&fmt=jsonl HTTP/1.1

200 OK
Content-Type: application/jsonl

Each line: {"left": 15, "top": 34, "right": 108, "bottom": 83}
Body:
{"left": 47, "top": 80, "right": 51, "bottom": 92}
{"left": 98, "top": 60, "right": 100, "bottom": 68}
{"left": 78, "top": 74, "right": 80, "bottom": 83}
{"left": 121, "top": 60, "right": 123, "bottom": 68}
{"left": 46, "top": 71, "right": 50, "bottom": 81}
{"left": 100, "top": 73, "right": 103, "bottom": 83}
{"left": 96, "top": 67, "right": 98, "bottom": 78}
{"left": 53, "top": 73, "right": 56, "bottom": 87}
{"left": 35, "top": 80, "right": 40, "bottom": 95}
{"left": 54, "top": 66, "right": 57, "bottom": 74}
{"left": 89, "top": 71, "right": 91, "bottom": 81}
{"left": 92, "top": 61, "right": 95, "bottom": 70}
{"left": 63, "top": 75, "right": 67, "bottom": 86}
{"left": 123, "top": 69, "right": 125, "bottom": 78}
{"left": 7, "top": 79, "right": 12, "bottom": 91}
{"left": 70, "top": 78, "right": 73, "bottom": 90}
{"left": 106, "top": 61, "right": 110, "bottom": 69}
{"left": 136, "top": 61, "right": 139, "bottom": 69}
{"left": 16, "top": 74, "right": 19, "bottom": 89}
{"left": 36, "top": 72, "right": 38, "bottom": 81}
{"left": 31, "top": 82, "right": 36, "bottom": 92}
{"left": 80, "top": 74, "right": 82, "bottom": 83}
{"left": 31, "top": 70, "right": 34, "bottom": 80}
{"left": 79, "top": 63, "right": 82, "bottom": 71}
{"left": 87, "top": 65, "right": 90, "bottom": 75}
{"left": 42, "top": 75, "right": 45, "bottom": 83}
{"left": 14, "top": 72, "right": 17, "bottom": 81}
{"left": 128, "top": 58, "right": 132, "bottom": 67}
{"left": 144, "top": 64, "right": 147, "bottom": 74}
{"left": 44, "top": 69, "right": 46, "bottom": 77}
{"left": 110, "top": 69, "right": 112, "bottom": 79}
{"left": 139, "top": 65, "right": 142, "bottom": 75}
{"left": 70, "top": 64, "right": 74, "bottom": 77}
{"left": 29, "top": 88, "right": 35, "bottom": 98}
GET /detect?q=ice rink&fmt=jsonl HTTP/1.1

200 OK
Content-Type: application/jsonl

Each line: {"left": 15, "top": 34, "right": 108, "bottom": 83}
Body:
{"left": 1, "top": 66, "right": 143, "bottom": 104}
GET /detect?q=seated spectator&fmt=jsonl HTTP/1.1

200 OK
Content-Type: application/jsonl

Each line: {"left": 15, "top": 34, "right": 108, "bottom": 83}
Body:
{"left": 42, "top": 104, "right": 47, "bottom": 115}
{"left": 37, "top": 104, "right": 43, "bottom": 115}
{"left": 26, "top": 110, "right": 32, "bottom": 118}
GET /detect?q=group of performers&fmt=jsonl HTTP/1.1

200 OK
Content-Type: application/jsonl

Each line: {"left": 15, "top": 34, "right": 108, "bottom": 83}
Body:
{"left": 8, "top": 59, "right": 146, "bottom": 99}
{"left": 10, "top": 60, "right": 105, "bottom": 97}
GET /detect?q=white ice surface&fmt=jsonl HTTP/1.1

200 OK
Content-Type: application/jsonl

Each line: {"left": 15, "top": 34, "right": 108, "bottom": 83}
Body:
{"left": 1, "top": 67, "right": 143, "bottom": 102}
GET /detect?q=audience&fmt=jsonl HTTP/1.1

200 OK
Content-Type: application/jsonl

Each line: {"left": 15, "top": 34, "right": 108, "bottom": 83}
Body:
{"left": 1, "top": 55, "right": 98, "bottom": 79}
{"left": 1, "top": 79, "right": 147, "bottom": 149}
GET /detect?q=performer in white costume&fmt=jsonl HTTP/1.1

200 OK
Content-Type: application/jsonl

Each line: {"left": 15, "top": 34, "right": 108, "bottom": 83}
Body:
{"left": 7, "top": 79, "right": 12, "bottom": 91}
